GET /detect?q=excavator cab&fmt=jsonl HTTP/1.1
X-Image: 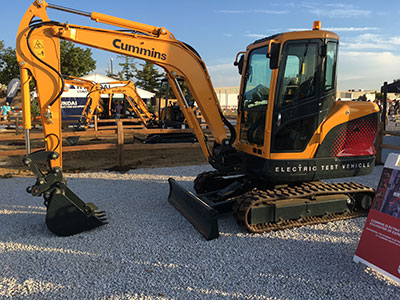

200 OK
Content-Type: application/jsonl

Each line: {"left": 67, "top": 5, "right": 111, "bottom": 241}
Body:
{"left": 233, "top": 28, "right": 377, "bottom": 184}
{"left": 238, "top": 36, "right": 336, "bottom": 152}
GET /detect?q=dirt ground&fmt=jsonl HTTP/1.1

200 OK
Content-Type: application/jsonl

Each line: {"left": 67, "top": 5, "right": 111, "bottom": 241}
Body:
{"left": 0, "top": 147, "right": 207, "bottom": 177}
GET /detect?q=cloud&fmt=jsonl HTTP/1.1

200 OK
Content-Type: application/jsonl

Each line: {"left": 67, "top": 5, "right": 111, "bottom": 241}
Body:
{"left": 310, "top": 8, "right": 371, "bottom": 18}
{"left": 288, "top": 27, "right": 378, "bottom": 32}
{"left": 340, "top": 42, "right": 389, "bottom": 50}
{"left": 301, "top": 3, "right": 371, "bottom": 18}
{"left": 341, "top": 33, "right": 400, "bottom": 51}
{"left": 207, "top": 63, "right": 241, "bottom": 87}
{"left": 338, "top": 51, "right": 400, "bottom": 90}
{"left": 224, "top": 33, "right": 233, "bottom": 38}
{"left": 244, "top": 29, "right": 282, "bottom": 39}
{"left": 245, "top": 33, "right": 266, "bottom": 38}
{"left": 217, "top": 9, "right": 289, "bottom": 15}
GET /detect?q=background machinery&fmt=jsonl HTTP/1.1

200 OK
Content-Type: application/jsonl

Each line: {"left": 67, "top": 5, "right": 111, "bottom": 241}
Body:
{"left": 65, "top": 76, "right": 196, "bottom": 143}
{"left": 75, "top": 79, "right": 153, "bottom": 129}
{"left": 17, "top": 1, "right": 379, "bottom": 239}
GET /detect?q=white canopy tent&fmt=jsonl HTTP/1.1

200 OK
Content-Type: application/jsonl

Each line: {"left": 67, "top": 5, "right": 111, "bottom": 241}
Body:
{"left": 81, "top": 73, "right": 155, "bottom": 99}
{"left": 60, "top": 73, "right": 155, "bottom": 119}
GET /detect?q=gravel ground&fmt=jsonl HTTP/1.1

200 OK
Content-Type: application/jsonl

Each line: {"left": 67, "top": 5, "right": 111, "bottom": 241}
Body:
{"left": 0, "top": 165, "right": 399, "bottom": 299}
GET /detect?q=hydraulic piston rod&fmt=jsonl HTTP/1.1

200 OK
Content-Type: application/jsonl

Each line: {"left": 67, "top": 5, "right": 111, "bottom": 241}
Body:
{"left": 46, "top": 2, "right": 91, "bottom": 17}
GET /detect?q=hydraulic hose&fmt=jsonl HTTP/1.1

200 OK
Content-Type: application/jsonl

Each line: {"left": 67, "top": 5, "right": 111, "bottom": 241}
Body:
{"left": 220, "top": 111, "right": 236, "bottom": 145}
{"left": 26, "top": 20, "right": 65, "bottom": 109}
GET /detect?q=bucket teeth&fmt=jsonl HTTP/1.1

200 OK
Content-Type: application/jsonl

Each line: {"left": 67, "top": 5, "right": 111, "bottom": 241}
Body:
{"left": 94, "top": 210, "right": 108, "bottom": 223}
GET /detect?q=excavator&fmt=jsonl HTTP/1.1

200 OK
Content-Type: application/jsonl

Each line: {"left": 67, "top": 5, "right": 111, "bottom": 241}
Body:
{"left": 72, "top": 78, "right": 197, "bottom": 142}
{"left": 75, "top": 80, "right": 153, "bottom": 128}
{"left": 17, "top": 1, "right": 379, "bottom": 239}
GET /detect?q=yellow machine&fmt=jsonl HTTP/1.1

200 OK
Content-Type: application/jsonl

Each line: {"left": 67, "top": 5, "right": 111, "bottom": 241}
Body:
{"left": 77, "top": 80, "right": 153, "bottom": 128}
{"left": 17, "top": 1, "right": 379, "bottom": 239}
{"left": 63, "top": 76, "right": 103, "bottom": 123}
{"left": 68, "top": 78, "right": 196, "bottom": 143}
{"left": 64, "top": 76, "right": 98, "bottom": 91}
{"left": 62, "top": 77, "right": 152, "bottom": 128}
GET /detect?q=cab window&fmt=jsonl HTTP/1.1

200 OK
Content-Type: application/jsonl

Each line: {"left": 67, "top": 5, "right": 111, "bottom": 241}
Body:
{"left": 325, "top": 42, "right": 338, "bottom": 91}
{"left": 277, "top": 43, "right": 318, "bottom": 107}
{"left": 239, "top": 46, "right": 272, "bottom": 146}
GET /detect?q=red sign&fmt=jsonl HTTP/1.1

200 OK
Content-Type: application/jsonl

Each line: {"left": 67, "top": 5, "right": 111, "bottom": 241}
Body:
{"left": 354, "top": 153, "right": 400, "bottom": 284}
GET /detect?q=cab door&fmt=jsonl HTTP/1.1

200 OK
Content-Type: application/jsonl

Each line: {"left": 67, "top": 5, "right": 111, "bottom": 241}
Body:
{"left": 270, "top": 39, "right": 326, "bottom": 153}
{"left": 238, "top": 45, "right": 272, "bottom": 147}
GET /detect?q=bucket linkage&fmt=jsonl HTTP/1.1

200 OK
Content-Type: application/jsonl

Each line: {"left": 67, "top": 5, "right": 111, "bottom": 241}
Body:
{"left": 22, "top": 151, "right": 107, "bottom": 236}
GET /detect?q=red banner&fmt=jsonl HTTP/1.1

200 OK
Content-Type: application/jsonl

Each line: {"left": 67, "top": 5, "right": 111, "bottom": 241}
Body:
{"left": 354, "top": 153, "right": 400, "bottom": 284}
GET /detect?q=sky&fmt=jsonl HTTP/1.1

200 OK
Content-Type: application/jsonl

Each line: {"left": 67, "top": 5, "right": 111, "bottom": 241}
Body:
{"left": 4, "top": 0, "right": 400, "bottom": 91}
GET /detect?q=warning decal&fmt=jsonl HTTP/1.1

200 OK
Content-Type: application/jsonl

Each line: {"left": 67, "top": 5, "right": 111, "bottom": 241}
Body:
{"left": 32, "top": 39, "right": 45, "bottom": 58}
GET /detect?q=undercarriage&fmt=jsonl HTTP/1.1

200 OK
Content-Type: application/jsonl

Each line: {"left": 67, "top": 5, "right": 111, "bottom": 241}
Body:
{"left": 168, "top": 171, "right": 374, "bottom": 240}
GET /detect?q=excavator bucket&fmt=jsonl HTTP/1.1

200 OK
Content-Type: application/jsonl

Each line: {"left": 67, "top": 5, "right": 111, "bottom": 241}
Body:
{"left": 168, "top": 178, "right": 219, "bottom": 240}
{"left": 45, "top": 183, "right": 107, "bottom": 236}
{"left": 23, "top": 151, "right": 107, "bottom": 236}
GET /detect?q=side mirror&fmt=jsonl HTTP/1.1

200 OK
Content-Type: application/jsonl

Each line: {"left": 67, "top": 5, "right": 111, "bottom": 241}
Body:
{"left": 268, "top": 42, "right": 280, "bottom": 70}
{"left": 234, "top": 52, "right": 245, "bottom": 75}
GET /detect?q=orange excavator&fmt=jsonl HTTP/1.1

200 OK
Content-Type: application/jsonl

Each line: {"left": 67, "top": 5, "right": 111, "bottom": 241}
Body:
{"left": 63, "top": 76, "right": 153, "bottom": 128}
{"left": 69, "top": 78, "right": 197, "bottom": 142}
{"left": 17, "top": 1, "right": 379, "bottom": 239}
{"left": 75, "top": 79, "right": 153, "bottom": 128}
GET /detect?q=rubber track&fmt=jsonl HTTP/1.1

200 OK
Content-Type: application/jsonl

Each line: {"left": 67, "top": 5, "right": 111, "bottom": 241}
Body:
{"left": 233, "top": 181, "right": 374, "bottom": 233}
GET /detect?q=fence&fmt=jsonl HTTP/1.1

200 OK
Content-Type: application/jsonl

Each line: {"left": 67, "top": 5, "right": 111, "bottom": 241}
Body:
{"left": 0, "top": 116, "right": 206, "bottom": 168}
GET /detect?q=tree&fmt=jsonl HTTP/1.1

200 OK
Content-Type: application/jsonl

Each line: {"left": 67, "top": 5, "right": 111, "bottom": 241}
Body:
{"left": 119, "top": 55, "right": 136, "bottom": 80}
{"left": 0, "top": 41, "right": 19, "bottom": 84}
{"left": 105, "top": 55, "right": 136, "bottom": 81}
{"left": 133, "top": 61, "right": 163, "bottom": 93}
{"left": 60, "top": 40, "right": 96, "bottom": 76}
{"left": 0, "top": 40, "right": 96, "bottom": 86}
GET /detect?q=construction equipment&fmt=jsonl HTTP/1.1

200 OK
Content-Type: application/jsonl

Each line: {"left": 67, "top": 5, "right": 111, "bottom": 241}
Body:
{"left": 62, "top": 76, "right": 100, "bottom": 127}
{"left": 64, "top": 76, "right": 97, "bottom": 91}
{"left": 63, "top": 76, "right": 152, "bottom": 128}
{"left": 77, "top": 80, "right": 153, "bottom": 128}
{"left": 17, "top": 1, "right": 379, "bottom": 238}
{"left": 69, "top": 78, "right": 197, "bottom": 142}
{"left": 157, "top": 78, "right": 195, "bottom": 129}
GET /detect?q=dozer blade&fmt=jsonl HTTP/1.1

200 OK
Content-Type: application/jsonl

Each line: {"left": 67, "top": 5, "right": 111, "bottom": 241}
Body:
{"left": 46, "top": 183, "right": 107, "bottom": 236}
{"left": 168, "top": 178, "right": 219, "bottom": 240}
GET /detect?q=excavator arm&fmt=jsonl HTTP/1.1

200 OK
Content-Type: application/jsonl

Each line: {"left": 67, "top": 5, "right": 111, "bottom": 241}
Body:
{"left": 17, "top": 0, "right": 231, "bottom": 167}
{"left": 64, "top": 76, "right": 96, "bottom": 91}
{"left": 16, "top": 0, "right": 235, "bottom": 237}
{"left": 63, "top": 76, "right": 101, "bottom": 128}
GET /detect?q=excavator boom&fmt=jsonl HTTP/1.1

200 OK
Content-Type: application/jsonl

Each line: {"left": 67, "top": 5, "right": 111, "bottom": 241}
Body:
{"left": 17, "top": 1, "right": 231, "bottom": 166}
